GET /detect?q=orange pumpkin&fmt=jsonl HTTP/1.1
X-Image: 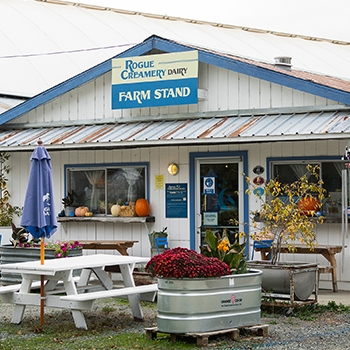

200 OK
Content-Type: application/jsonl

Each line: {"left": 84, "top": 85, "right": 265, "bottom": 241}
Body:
{"left": 298, "top": 197, "right": 320, "bottom": 215}
{"left": 75, "top": 206, "right": 89, "bottom": 217}
{"left": 135, "top": 198, "right": 150, "bottom": 217}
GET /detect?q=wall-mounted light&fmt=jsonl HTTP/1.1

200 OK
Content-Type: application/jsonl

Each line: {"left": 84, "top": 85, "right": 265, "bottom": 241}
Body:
{"left": 167, "top": 163, "right": 179, "bottom": 176}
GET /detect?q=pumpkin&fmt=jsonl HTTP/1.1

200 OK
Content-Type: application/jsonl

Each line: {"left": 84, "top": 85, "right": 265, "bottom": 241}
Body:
{"left": 298, "top": 197, "right": 320, "bottom": 215}
{"left": 135, "top": 198, "right": 150, "bottom": 217}
{"left": 75, "top": 206, "right": 89, "bottom": 217}
{"left": 110, "top": 204, "right": 121, "bottom": 216}
{"left": 85, "top": 211, "right": 93, "bottom": 217}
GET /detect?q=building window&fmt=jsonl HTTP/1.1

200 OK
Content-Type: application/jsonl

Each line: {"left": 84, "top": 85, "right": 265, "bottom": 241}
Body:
{"left": 65, "top": 164, "right": 147, "bottom": 214}
{"left": 270, "top": 159, "right": 344, "bottom": 215}
{"left": 271, "top": 161, "right": 342, "bottom": 194}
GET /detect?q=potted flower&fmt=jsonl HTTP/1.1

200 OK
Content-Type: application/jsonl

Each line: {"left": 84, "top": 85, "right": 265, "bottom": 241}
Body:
{"left": 60, "top": 191, "right": 78, "bottom": 217}
{"left": 0, "top": 223, "right": 83, "bottom": 285}
{"left": 323, "top": 193, "right": 342, "bottom": 217}
{"left": 200, "top": 229, "right": 248, "bottom": 273}
{"left": 0, "top": 152, "right": 23, "bottom": 244}
{"left": 145, "top": 230, "right": 262, "bottom": 334}
{"left": 148, "top": 227, "right": 168, "bottom": 253}
{"left": 247, "top": 164, "right": 326, "bottom": 301}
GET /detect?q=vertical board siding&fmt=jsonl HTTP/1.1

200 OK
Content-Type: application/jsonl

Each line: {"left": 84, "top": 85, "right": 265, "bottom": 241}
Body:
{"left": 10, "top": 63, "right": 337, "bottom": 126}
{"left": 8, "top": 138, "right": 345, "bottom": 255}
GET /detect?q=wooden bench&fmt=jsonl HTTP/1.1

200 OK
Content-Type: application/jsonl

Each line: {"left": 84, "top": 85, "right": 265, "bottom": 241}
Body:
{"left": 79, "top": 240, "right": 138, "bottom": 256}
{"left": 60, "top": 283, "right": 158, "bottom": 302}
{"left": 318, "top": 265, "right": 334, "bottom": 288}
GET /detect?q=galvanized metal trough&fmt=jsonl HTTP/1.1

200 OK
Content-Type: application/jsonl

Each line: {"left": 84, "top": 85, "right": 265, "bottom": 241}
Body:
{"left": 157, "top": 269, "right": 262, "bottom": 333}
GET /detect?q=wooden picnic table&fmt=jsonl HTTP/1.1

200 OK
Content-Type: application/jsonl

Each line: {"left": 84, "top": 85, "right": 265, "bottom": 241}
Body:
{"left": 79, "top": 240, "right": 138, "bottom": 256}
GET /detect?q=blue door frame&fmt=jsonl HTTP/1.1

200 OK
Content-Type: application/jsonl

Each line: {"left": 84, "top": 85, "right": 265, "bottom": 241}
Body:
{"left": 189, "top": 151, "right": 249, "bottom": 252}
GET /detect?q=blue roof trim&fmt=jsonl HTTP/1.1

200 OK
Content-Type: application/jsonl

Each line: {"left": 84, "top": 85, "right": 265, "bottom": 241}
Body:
{"left": 0, "top": 59, "right": 111, "bottom": 125}
{"left": 1, "top": 35, "right": 349, "bottom": 125}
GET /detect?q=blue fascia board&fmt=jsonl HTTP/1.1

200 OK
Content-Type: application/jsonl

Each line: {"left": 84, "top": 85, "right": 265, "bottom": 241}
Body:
{"left": 0, "top": 59, "right": 111, "bottom": 125}
{"left": 0, "top": 39, "right": 156, "bottom": 125}
{"left": 1, "top": 35, "right": 349, "bottom": 125}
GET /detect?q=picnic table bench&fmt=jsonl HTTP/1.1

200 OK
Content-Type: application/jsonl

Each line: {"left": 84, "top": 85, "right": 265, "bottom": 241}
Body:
{"left": 0, "top": 254, "right": 156, "bottom": 329}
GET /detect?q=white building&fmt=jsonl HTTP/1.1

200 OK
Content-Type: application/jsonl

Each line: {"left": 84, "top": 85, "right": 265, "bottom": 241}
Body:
{"left": 1, "top": 0, "right": 350, "bottom": 290}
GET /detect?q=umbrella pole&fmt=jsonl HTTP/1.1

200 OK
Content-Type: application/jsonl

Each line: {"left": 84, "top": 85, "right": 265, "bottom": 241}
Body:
{"left": 40, "top": 237, "right": 45, "bottom": 326}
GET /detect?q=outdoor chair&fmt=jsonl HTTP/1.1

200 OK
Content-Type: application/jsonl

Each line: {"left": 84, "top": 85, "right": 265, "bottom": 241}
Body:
{"left": 251, "top": 239, "right": 273, "bottom": 260}
{"left": 155, "top": 237, "right": 169, "bottom": 254}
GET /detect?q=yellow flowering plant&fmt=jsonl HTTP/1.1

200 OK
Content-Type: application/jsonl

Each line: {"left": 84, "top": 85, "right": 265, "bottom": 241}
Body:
{"left": 200, "top": 229, "right": 248, "bottom": 274}
{"left": 246, "top": 164, "right": 326, "bottom": 264}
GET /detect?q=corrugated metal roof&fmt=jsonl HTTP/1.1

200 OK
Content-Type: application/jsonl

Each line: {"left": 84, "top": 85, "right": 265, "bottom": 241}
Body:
{"left": 1, "top": 110, "right": 349, "bottom": 151}
{"left": 1, "top": 0, "right": 350, "bottom": 98}
{"left": 0, "top": 97, "right": 26, "bottom": 114}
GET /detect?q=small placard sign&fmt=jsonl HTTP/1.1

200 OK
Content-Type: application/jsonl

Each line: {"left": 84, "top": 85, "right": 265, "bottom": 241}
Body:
{"left": 203, "top": 212, "right": 218, "bottom": 226}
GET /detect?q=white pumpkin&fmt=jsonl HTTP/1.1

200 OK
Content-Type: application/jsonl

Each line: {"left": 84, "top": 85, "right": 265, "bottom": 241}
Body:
{"left": 110, "top": 204, "right": 121, "bottom": 216}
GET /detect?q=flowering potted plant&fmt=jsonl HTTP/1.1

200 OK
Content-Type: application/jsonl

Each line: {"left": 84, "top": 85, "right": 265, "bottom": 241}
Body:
{"left": 247, "top": 164, "right": 326, "bottom": 302}
{"left": 148, "top": 227, "right": 167, "bottom": 248}
{"left": 0, "top": 224, "right": 83, "bottom": 285}
{"left": 200, "top": 229, "right": 248, "bottom": 273}
{"left": 145, "top": 230, "right": 262, "bottom": 334}
{"left": 148, "top": 227, "right": 168, "bottom": 256}
{"left": 0, "top": 152, "right": 23, "bottom": 246}
{"left": 17, "top": 239, "right": 83, "bottom": 258}
{"left": 60, "top": 191, "right": 78, "bottom": 217}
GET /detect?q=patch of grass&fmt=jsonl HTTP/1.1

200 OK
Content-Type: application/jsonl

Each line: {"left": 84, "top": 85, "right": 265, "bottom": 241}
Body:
{"left": 262, "top": 300, "right": 350, "bottom": 321}
{"left": 0, "top": 331, "right": 196, "bottom": 350}
{"left": 0, "top": 314, "right": 196, "bottom": 350}
{"left": 101, "top": 305, "right": 115, "bottom": 313}
{"left": 0, "top": 299, "right": 213, "bottom": 350}
{"left": 293, "top": 301, "right": 350, "bottom": 320}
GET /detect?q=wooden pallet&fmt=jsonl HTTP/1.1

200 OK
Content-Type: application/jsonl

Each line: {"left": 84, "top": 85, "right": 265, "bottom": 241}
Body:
{"left": 145, "top": 324, "right": 268, "bottom": 347}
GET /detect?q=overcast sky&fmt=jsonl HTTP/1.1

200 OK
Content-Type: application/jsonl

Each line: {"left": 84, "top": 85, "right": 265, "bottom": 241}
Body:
{"left": 67, "top": 0, "right": 349, "bottom": 42}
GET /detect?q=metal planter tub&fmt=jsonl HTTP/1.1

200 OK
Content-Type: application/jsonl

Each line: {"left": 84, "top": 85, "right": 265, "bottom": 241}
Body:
{"left": 157, "top": 269, "right": 262, "bottom": 333}
{"left": 247, "top": 261, "right": 318, "bottom": 301}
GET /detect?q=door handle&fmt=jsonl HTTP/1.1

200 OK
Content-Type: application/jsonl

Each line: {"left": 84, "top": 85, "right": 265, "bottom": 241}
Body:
{"left": 196, "top": 213, "right": 202, "bottom": 233}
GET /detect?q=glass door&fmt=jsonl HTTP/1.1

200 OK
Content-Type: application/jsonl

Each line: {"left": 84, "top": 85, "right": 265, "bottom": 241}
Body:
{"left": 195, "top": 157, "right": 243, "bottom": 248}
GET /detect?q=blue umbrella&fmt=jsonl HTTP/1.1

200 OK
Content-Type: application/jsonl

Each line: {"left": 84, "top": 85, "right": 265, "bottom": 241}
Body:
{"left": 20, "top": 140, "right": 57, "bottom": 326}
{"left": 21, "top": 141, "right": 57, "bottom": 240}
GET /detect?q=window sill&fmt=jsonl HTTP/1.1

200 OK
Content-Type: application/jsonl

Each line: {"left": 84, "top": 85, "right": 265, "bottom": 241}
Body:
{"left": 254, "top": 214, "right": 345, "bottom": 224}
{"left": 57, "top": 216, "right": 155, "bottom": 224}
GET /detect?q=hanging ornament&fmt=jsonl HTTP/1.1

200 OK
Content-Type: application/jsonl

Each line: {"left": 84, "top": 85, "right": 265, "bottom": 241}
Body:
{"left": 253, "top": 187, "right": 264, "bottom": 196}
{"left": 253, "top": 165, "right": 265, "bottom": 175}
{"left": 253, "top": 176, "right": 265, "bottom": 185}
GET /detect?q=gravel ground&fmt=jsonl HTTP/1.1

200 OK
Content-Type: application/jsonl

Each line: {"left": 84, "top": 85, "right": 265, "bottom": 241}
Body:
{"left": 0, "top": 299, "right": 350, "bottom": 349}
{"left": 249, "top": 312, "right": 350, "bottom": 350}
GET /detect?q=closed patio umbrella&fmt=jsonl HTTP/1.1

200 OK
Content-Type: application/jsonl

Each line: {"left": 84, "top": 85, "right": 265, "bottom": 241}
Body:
{"left": 20, "top": 139, "right": 57, "bottom": 326}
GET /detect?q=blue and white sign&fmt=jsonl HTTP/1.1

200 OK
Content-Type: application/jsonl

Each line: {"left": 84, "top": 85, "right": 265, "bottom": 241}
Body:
{"left": 203, "top": 176, "right": 216, "bottom": 194}
{"left": 112, "top": 51, "right": 198, "bottom": 109}
{"left": 165, "top": 183, "right": 188, "bottom": 218}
